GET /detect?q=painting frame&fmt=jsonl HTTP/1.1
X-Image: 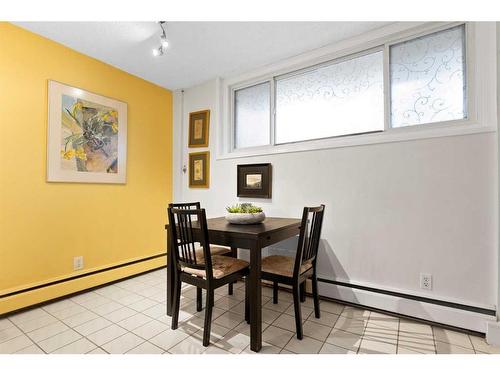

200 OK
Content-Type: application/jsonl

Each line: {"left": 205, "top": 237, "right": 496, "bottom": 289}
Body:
{"left": 47, "top": 80, "right": 128, "bottom": 184}
{"left": 189, "top": 151, "right": 210, "bottom": 189}
{"left": 237, "top": 163, "right": 272, "bottom": 198}
{"left": 188, "top": 109, "right": 210, "bottom": 148}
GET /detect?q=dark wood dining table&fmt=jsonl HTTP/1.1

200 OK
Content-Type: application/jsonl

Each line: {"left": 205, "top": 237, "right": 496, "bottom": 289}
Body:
{"left": 165, "top": 216, "right": 302, "bottom": 352}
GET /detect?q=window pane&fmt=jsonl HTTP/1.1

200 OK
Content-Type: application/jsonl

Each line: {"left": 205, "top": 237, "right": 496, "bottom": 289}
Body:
{"left": 234, "top": 82, "right": 271, "bottom": 149}
{"left": 275, "top": 51, "right": 384, "bottom": 144}
{"left": 390, "top": 25, "right": 466, "bottom": 128}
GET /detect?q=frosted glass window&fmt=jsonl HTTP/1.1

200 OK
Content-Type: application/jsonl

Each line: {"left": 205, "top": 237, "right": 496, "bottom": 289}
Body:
{"left": 275, "top": 51, "right": 384, "bottom": 144}
{"left": 234, "top": 82, "right": 271, "bottom": 149}
{"left": 390, "top": 25, "right": 466, "bottom": 127}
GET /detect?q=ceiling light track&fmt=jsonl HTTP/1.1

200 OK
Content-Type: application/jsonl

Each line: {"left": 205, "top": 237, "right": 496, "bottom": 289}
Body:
{"left": 153, "top": 21, "right": 169, "bottom": 57}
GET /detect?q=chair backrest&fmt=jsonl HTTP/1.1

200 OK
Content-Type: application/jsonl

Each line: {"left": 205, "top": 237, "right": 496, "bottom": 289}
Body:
{"left": 168, "top": 202, "right": 201, "bottom": 247}
{"left": 167, "top": 207, "right": 213, "bottom": 280}
{"left": 169, "top": 202, "right": 201, "bottom": 210}
{"left": 293, "top": 205, "right": 325, "bottom": 277}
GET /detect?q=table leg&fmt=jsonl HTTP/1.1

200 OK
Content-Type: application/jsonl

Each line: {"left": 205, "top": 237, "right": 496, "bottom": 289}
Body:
{"left": 166, "top": 230, "right": 173, "bottom": 316}
{"left": 249, "top": 245, "right": 262, "bottom": 352}
{"left": 228, "top": 246, "right": 237, "bottom": 295}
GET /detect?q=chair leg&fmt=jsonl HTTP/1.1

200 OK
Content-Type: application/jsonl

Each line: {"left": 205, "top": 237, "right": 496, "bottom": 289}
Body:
{"left": 196, "top": 287, "right": 203, "bottom": 312}
{"left": 203, "top": 289, "right": 214, "bottom": 347}
{"left": 245, "top": 277, "right": 250, "bottom": 324}
{"left": 171, "top": 274, "right": 181, "bottom": 330}
{"left": 300, "top": 282, "right": 306, "bottom": 302}
{"left": 292, "top": 283, "right": 303, "bottom": 340}
{"left": 312, "top": 273, "right": 320, "bottom": 319}
{"left": 273, "top": 281, "right": 278, "bottom": 304}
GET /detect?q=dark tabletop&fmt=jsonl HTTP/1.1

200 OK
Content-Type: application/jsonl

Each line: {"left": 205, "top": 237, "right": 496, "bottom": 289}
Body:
{"left": 166, "top": 217, "right": 301, "bottom": 238}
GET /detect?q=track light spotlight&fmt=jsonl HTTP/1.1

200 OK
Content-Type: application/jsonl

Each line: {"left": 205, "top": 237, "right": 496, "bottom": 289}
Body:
{"left": 152, "top": 47, "right": 162, "bottom": 57}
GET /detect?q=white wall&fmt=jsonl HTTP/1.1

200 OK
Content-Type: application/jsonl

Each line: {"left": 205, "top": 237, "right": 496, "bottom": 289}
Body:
{"left": 497, "top": 23, "right": 500, "bottom": 322}
{"left": 486, "top": 22, "right": 500, "bottom": 344}
{"left": 173, "top": 31, "right": 499, "bottom": 332}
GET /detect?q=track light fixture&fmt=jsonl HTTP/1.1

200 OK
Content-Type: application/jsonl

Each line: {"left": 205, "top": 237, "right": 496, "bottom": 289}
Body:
{"left": 153, "top": 21, "right": 168, "bottom": 57}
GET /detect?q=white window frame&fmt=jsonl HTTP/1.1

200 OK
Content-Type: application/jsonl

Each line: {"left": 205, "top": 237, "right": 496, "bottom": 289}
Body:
{"left": 218, "top": 22, "right": 497, "bottom": 160}
{"left": 231, "top": 79, "right": 274, "bottom": 151}
{"left": 274, "top": 46, "right": 385, "bottom": 145}
{"left": 386, "top": 23, "right": 469, "bottom": 130}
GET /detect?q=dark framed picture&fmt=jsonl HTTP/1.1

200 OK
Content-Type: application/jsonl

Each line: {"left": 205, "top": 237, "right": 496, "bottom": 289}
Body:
{"left": 189, "top": 151, "right": 210, "bottom": 188}
{"left": 237, "top": 163, "right": 272, "bottom": 198}
{"left": 188, "top": 109, "right": 210, "bottom": 148}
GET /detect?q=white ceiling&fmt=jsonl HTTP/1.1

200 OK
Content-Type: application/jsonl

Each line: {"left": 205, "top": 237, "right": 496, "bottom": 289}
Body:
{"left": 15, "top": 22, "right": 392, "bottom": 90}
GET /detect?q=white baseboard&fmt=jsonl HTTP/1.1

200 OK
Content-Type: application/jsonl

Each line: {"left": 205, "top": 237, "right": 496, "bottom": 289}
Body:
{"left": 318, "top": 280, "right": 496, "bottom": 333}
{"left": 487, "top": 322, "right": 500, "bottom": 345}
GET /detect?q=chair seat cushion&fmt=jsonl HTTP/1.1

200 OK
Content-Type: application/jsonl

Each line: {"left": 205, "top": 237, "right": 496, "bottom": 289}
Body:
{"left": 182, "top": 255, "right": 249, "bottom": 279}
{"left": 262, "top": 255, "right": 312, "bottom": 277}
{"left": 194, "top": 245, "right": 231, "bottom": 261}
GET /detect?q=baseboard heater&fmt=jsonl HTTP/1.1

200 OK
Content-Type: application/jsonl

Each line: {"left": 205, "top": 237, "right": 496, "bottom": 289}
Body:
{"left": 317, "top": 278, "right": 495, "bottom": 316}
{"left": 0, "top": 253, "right": 166, "bottom": 317}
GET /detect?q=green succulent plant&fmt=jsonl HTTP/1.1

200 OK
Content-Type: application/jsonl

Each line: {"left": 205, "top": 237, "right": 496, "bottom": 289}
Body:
{"left": 225, "top": 203, "right": 263, "bottom": 214}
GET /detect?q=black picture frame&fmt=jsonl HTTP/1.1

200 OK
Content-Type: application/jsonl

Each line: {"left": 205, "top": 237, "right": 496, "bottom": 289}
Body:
{"left": 237, "top": 163, "right": 272, "bottom": 198}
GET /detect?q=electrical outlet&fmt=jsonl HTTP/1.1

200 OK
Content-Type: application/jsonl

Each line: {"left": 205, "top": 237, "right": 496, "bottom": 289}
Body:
{"left": 73, "top": 256, "right": 84, "bottom": 271}
{"left": 420, "top": 273, "right": 432, "bottom": 290}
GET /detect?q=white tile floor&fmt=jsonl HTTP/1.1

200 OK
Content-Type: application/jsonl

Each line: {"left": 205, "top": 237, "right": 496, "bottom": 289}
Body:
{"left": 1, "top": 268, "right": 499, "bottom": 354}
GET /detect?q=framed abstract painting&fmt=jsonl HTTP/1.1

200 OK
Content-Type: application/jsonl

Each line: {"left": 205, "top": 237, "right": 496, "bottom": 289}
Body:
{"left": 189, "top": 151, "right": 210, "bottom": 188}
{"left": 47, "top": 80, "right": 128, "bottom": 183}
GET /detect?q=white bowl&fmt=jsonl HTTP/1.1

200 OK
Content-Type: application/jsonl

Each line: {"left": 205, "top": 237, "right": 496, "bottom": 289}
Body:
{"left": 225, "top": 212, "right": 266, "bottom": 224}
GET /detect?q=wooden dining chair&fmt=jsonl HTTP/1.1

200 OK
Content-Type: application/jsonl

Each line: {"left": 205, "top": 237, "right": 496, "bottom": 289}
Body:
{"left": 167, "top": 207, "right": 250, "bottom": 346}
{"left": 261, "top": 205, "right": 325, "bottom": 339}
{"left": 169, "top": 202, "right": 237, "bottom": 309}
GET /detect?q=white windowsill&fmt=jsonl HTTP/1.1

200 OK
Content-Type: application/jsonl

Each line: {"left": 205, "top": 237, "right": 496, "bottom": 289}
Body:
{"left": 217, "top": 121, "right": 496, "bottom": 160}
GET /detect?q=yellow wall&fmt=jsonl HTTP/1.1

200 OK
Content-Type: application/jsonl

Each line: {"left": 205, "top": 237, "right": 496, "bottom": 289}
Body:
{"left": 0, "top": 23, "right": 172, "bottom": 314}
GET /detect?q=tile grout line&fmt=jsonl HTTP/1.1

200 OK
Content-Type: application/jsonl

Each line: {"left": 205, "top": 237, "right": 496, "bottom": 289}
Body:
{"left": 7, "top": 312, "right": 58, "bottom": 339}
{"left": 80, "top": 291, "right": 173, "bottom": 353}
{"left": 39, "top": 281, "right": 159, "bottom": 354}
{"left": 356, "top": 310, "right": 371, "bottom": 354}
{"left": 275, "top": 300, "right": 347, "bottom": 353}
{"left": 467, "top": 333, "right": 477, "bottom": 354}
{"left": 316, "top": 311, "right": 339, "bottom": 354}
{"left": 272, "top": 298, "right": 336, "bottom": 354}
{"left": 432, "top": 327, "right": 477, "bottom": 353}
{"left": 148, "top": 291, "right": 237, "bottom": 353}
{"left": 16, "top": 307, "right": 81, "bottom": 353}
{"left": 39, "top": 303, "right": 106, "bottom": 354}
{"left": 7, "top": 316, "right": 46, "bottom": 354}
{"left": 431, "top": 324, "right": 437, "bottom": 354}
{"left": 86, "top": 295, "right": 166, "bottom": 353}
{"left": 122, "top": 333, "right": 162, "bottom": 354}
{"left": 431, "top": 326, "right": 438, "bottom": 354}
{"left": 175, "top": 299, "right": 241, "bottom": 351}
{"left": 395, "top": 316, "right": 401, "bottom": 354}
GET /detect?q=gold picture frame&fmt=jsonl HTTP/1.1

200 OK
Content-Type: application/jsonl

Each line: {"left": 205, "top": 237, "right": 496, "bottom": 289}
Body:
{"left": 189, "top": 151, "right": 210, "bottom": 188}
{"left": 188, "top": 109, "right": 210, "bottom": 148}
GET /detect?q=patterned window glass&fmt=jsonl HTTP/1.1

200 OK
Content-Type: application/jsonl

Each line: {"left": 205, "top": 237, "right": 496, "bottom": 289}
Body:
{"left": 390, "top": 25, "right": 466, "bottom": 127}
{"left": 275, "top": 51, "right": 384, "bottom": 144}
{"left": 234, "top": 82, "right": 271, "bottom": 149}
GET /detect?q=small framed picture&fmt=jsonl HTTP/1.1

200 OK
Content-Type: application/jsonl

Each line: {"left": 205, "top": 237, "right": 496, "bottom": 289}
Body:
{"left": 189, "top": 151, "right": 210, "bottom": 188}
{"left": 237, "top": 163, "right": 272, "bottom": 198}
{"left": 188, "top": 110, "right": 210, "bottom": 148}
